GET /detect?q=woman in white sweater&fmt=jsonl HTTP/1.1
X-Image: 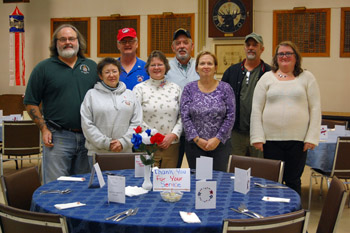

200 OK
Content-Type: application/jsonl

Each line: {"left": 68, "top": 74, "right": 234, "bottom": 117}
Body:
{"left": 133, "top": 50, "right": 182, "bottom": 168}
{"left": 81, "top": 57, "right": 142, "bottom": 160}
{"left": 250, "top": 41, "right": 321, "bottom": 195}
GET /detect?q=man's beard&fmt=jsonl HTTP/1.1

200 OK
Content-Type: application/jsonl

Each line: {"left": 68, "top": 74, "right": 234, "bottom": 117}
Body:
{"left": 58, "top": 44, "right": 79, "bottom": 58}
{"left": 246, "top": 50, "right": 256, "bottom": 60}
{"left": 176, "top": 50, "right": 189, "bottom": 61}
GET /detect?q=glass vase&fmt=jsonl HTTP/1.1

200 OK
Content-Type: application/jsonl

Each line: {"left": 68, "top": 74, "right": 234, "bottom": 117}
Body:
{"left": 142, "top": 164, "right": 152, "bottom": 191}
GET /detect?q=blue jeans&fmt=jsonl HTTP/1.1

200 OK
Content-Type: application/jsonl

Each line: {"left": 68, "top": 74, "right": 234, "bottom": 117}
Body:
{"left": 42, "top": 127, "right": 91, "bottom": 184}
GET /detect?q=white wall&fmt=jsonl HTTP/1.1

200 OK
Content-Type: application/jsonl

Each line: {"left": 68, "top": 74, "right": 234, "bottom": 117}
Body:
{"left": 0, "top": 0, "right": 349, "bottom": 112}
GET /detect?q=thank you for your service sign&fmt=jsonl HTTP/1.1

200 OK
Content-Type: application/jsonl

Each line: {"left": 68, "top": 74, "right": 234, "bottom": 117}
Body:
{"left": 153, "top": 168, "right": 191, "bottom": 192}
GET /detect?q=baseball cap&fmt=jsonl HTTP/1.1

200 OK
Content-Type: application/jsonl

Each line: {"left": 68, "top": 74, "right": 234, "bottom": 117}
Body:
{"left": 173, "top": 28, "right": 191, "bottom": 40}
{"left": 117, "top": 28, "right": 137, "bottom": 41}
{"left": 245, "top": 32, "right": 263, "bottom": 45}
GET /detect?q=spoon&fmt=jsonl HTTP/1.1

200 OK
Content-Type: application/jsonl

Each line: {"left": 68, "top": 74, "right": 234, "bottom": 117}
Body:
{"left": 238, "top": 204, "right": 264, "bottom": 219}
{"left": 254, "top": 182, "right": 288, "bottom": 189}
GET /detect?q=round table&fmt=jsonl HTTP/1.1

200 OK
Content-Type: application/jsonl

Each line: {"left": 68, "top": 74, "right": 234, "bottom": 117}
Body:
{"left": 31, "top": 170, "right": 301, "bottom": 233}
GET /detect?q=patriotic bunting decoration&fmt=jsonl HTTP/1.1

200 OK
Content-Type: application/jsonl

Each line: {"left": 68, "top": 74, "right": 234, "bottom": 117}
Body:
{"left": 9, "top": 6, "right": 25, "bottom": 86}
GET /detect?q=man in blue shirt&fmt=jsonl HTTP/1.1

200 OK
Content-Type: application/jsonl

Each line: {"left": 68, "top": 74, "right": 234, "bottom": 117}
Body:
{"left": 117, "top": 28, "right": 149, "bottom": 89}
{"left": 166, "top": 28, "right": 199, "bottom": 168}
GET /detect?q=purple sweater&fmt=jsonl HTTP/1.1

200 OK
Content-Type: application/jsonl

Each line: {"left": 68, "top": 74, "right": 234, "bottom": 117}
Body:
{"left": 180, "top": 81, "right": 235, "bottom": 143}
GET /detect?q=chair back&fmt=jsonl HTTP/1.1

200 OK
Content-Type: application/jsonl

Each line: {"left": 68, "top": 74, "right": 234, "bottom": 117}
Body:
{"left": 0, "top": 94, "right": 25, "bottom": 116}
{"left": 331, "top": 136, "right": 350, "bottom": 179}
{"left": 222, "top": 209, "right": 309, "bottom": 233}
{"left": 0, "top": 203, "right": 68, "bottom": 233}
{"left": 316, "top": 176, "right": 347, "bottom": 233}
{"left": 227, "top": 155, "right": 284, "bottom": 183}
{"left": 2, "top": 121, "right": 41, "bottom": 156}
{"left": 94, "top": 152, "right": 147, "bottom": 171}
{"left": 321, "top": 119, "right": 348, "bottom": 129}
{"left": 0, "top": 166, "right": 41, "bottom": 210}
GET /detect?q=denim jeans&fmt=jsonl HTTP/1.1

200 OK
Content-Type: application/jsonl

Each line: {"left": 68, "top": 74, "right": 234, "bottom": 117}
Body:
{"left": 42, "top": 127, "right": 91, "bottom": 184}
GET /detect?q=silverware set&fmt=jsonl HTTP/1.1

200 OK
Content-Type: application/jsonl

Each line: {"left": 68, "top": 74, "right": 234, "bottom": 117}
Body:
{"left": 230, "top": 203, "right": 264, "bottom": 219}
{"left": 40, "top": 189, "right": 71, "bottom": 194}
{"left": 254, "top": 182, "right": 288, "bottom": 189}
{"left": 106, "top": 208, "right": 139, "bottom": 221}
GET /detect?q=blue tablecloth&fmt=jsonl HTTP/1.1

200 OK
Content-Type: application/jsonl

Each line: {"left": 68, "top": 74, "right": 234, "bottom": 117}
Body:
{"left": 31, "top": 170, "right": 301, "bottom": 233}
{"left": 306, "top": 142, "right": 336, "bottom": 172}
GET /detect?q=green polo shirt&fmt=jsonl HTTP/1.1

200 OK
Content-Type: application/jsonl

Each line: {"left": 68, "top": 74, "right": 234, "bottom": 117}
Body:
{"left": 24, "top": 56, "right": 98, "bottom": 129}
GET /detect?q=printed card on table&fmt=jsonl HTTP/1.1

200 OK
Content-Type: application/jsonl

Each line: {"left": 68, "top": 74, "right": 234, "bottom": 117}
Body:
{"left": 88, "top": 163, "right": 105, "bottom": 188}
{"left": 234, "top": 167, "right": 251, "bottom": 194}
{"left": 320, "top": 125, "right": 328, "bottom": 140}
{"left": 134, "top": 155, "right": 144, "bottom": 177}
{"left": 153, "top": 168, "right": 191, "bottom": 192}
{"left": 196, "top": 156, "right": 213, "bottom": 180}
{"left": 195, "top": 180, "right": 216, "bottom": 209}
{"left": 108, "top": 175, "right": 125, "bottom": 204}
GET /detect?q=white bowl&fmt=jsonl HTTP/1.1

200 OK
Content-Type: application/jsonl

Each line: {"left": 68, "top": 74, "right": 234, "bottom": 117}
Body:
{"left": 160, "top": 191, "right": 183, "bottom": 203}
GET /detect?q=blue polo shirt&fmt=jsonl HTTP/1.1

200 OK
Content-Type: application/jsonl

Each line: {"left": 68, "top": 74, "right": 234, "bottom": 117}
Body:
{"left": 118, "top": 57, "right": 149, "bottom": 90}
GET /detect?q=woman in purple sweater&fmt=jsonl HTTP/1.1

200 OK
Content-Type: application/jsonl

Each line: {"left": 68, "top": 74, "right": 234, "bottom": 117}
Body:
{"left": 180, "top": 51, "right": 235, "bottom": 171}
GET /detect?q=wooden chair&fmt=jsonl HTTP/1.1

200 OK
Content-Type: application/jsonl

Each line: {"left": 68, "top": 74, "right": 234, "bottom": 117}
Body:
{"left": 0, "top": 203, "right": 68, "bottom": 233}
{"left": 321, "top": 119, "right": 348, "bottom": 129}
{"left": 0, "top": 166, "right": 41, "bottom": 210}
{"left": 94, "top": 152, "right": 147, "bottom": 171}
{"left": 222, "top": 209, "right": 309, "bottom": 233}
{"left": 1, "top": 120, "right": 41, "bottom": 176}
{"left": 308, "top": 136, "right": 350, "bottom": 209}
{"left": 227, "top": 155, "right": 284, "bottom": 183}
{"left": 316, "top": 176, "right": 347, "bottom": 233}
{"left": 0, "top": 94, "right": 25, "bottom": 116}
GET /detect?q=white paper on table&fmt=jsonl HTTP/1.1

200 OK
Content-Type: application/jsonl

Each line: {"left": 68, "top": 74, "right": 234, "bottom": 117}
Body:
{"left": 94, "top": 163, "right": 105, "bottom": 188}
{"left": 234, "top": 167, "right": 251, "bottom": 194}
{"left": 54, "top": 202, "right": 86, "bottom": 210}
{"left": 125, "top": 186, "right": 148, "bottom": 197}
{"left": 320, "top": 125, "right": 328, "bottom": 140}
{"left": 134, "top": 155, "right": 144, "bottom": 177}
{"left": 57, "top": 176, "right": 85, "bottom": 181}
{"left": 195, "top": 180, "right": 216, "bottom": 209}
{"left": 196, "top": 156, "right": 213, "bottom": 180}
{"left": 108, "top": 175, "right": 125, "bottom": 204}
{"left": 335, "top": 125, "right": 346, "bottom": 133}
{"left": 179, "top": 211, "right": 201, "bottom": 223}
{"left": 262, "top": 196, "right": 290, "bottom": 203}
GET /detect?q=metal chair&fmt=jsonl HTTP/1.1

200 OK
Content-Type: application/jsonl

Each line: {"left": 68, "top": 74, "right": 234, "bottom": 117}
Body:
{"left": 308, "top": 136, "right": 350, "bottom": 210}
{"left": 227, "top": 155, "right": 284, "bottom": 183}
{"left": 1, "top": 120, "right": 41, "bottom": 176}
{"left": 222, "top": 209, "right": 309, "bottom": 233}
{"left": 94, "top": 152, "right": 147, "bottom": 171}
{"left": 316, "top": 176, "right": 347, "bottom": 233}
{"left": 0, "top": 166, "right": 41, "bottom": 211}
{"left": 0, "top": 203, "right": 68, "bottom": 233}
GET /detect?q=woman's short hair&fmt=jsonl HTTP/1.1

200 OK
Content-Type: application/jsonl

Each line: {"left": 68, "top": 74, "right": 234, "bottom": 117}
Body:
{"left": 49, "top": 24, "right": 86, "bottom": 58}
{"left": 145, "top": 50, "right": 170, "bottom": 75}
{"left": 97, "top": 57, "right": 122, "bottom": 75}
{"left": 272, "top": 41, "right": 303, "bottom": 77}
{"left": 195, "top": 51, "right": 218, "bottom": 70}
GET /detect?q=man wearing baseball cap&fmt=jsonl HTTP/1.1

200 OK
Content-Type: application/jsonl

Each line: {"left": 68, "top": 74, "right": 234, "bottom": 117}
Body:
{"left": 117, "top": 27, "right": 149, "bottom": 89}
{"left": 222, "top": 32, "right": 271, "bottom": 158}
{"left": 166, "top": 28, "right": 199, "bottom": 168}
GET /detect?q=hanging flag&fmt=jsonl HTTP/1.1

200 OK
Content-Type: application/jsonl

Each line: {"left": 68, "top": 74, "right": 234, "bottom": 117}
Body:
{"left": 9, "top": 6, "right": 25, "bottom": 86}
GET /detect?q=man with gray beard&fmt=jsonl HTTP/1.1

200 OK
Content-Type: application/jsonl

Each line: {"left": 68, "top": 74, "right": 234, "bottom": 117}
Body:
{"left": 166, "top": 28, "right": 199, "bottom": 168}
{"left": 24, "top": 24, "right": 98, "bottom": 183}
{"left": 222, "top": 32, "right": 271, "bottom": 158}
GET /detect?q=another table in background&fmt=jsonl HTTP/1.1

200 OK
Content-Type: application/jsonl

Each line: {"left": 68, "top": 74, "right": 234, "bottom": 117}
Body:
{"left": 31, "top": 170, "right": 301, "bottom": 233}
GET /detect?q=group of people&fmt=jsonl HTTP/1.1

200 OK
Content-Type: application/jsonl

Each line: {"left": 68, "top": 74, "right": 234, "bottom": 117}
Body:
{"left": 24, "top": 24, "right": 321, "bottom": 196}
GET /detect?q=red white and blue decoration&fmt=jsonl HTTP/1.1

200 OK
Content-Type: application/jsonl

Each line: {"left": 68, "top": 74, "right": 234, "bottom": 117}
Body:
{"left": 9, "top": 6, "right": 25, "bottom": 86}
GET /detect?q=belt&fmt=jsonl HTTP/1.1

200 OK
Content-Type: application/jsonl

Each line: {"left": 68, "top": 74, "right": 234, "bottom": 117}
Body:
{"left": 65, "top": 128, "right": 83, "bottom": 133}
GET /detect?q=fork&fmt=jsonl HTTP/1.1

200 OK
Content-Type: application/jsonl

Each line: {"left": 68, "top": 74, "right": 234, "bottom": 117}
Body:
{"left": 40, "top": 189, "right": 71, "bottom": 194}
{"left": 114, "top": 208, "right": 138, "bottom": 222}
{"left": 254, "top": 182, "right": 288, "bottom": 189}
{"left": 238, "top": 204, "right": 264, "bottom": 219}
{"left": 105, "top": 209, "right": 131, "bottom": 221}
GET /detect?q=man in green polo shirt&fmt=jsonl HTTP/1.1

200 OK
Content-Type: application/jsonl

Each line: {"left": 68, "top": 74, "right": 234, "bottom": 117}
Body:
{"left": 24, "top": 24, "right": 98, "bottom": 184}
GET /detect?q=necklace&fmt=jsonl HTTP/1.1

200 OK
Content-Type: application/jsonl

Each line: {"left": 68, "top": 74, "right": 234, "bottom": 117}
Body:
{"left": 278, "top": 72, "right": 288, "bottom": 78}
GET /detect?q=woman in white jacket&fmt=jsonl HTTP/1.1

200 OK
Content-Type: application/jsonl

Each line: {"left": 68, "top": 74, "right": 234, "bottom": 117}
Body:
{"left": 81, "top": 57, "right": 142, "bottom": 159}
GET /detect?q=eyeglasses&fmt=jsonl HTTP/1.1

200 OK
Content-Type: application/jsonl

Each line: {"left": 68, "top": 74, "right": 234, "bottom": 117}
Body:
{"left": 57, "top": 37, "right": 77, "bottom": 43}
{"left": 103, "top": 70, "right": 119, "bottom": 75}
{"left": 118, "top": 39, "right": 136, "bottom": 45}
{"left": 245, "top": 71, "right": 250, "bottom": 85}
{"left": 277, "top": 52, "right": 295, "bottom": 58}
{"left": 150, "top": 64, "right": 164, "bottom": 68}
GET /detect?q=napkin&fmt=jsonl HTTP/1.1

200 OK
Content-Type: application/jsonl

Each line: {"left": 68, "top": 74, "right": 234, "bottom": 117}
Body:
{"left": 262, "top": 196, "right": 290, "bottom": 203}
{"left": 125, "top": 186, "right": 149, "bottom": 197}
{"left": 54, "top": 202, "right": 86, "bottom": 210}
{"left": 57, "top": 176, "right": 85, "bottom": 181}
{"left": 179, "top": 211, "right": 201, "bottom": 223}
